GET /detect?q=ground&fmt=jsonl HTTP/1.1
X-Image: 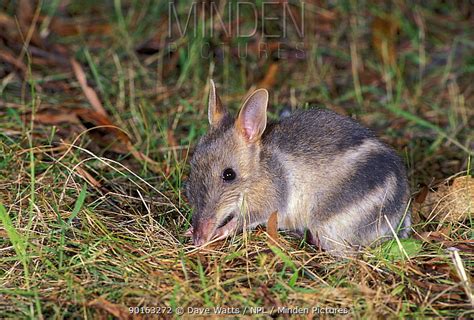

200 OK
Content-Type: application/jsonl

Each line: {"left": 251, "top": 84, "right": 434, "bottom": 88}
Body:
{"left": 0, "top": 1, "right": 473, "bottom": 318}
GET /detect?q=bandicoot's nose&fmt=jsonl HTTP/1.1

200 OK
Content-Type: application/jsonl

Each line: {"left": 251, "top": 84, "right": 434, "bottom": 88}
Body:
{"left": 193, "top": 229, "right": 211, "bottom": 246}
{"left": 192, "top": 217, "right": 214, "bottom": 246}
{"left": 193, "top": 234, "right": 206, "bottom": 246}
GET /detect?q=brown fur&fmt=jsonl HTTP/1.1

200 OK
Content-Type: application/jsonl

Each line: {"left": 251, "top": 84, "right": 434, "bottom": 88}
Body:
{"left": 186, "top": 83, "right": 411, "bottom": 254}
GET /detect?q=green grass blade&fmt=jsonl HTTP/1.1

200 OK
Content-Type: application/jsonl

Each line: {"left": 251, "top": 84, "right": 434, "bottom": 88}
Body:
{"left": 0, "top": 203, "right": 27, "bottom": 260}
{"left": 67, "top": 183, "right": 88, "bottom": 225}
{"left": 385, "top": 103, "right": 473, "bottom": 156}
{"left": 269, "top": 245, "right": 297, "bottom": 272}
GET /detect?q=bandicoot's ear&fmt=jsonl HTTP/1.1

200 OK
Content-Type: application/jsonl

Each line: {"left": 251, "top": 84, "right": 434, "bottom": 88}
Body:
{"left": 236, "top": 89, "right": 268, "bottom": 142}
{"left": 208, "top": 79, "right": 226, "bottom": 127}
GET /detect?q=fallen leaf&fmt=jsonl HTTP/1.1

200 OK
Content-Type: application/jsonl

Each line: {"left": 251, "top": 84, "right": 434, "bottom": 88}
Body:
{"left": 74, "top": 108, "right": 131, "bottom": 153}
{"left": 75, "top": 110, "right": 162, "bottom": 172}
{"left": 88, "top": 297, "right": 138, "bottom": 320}
{"left": 306, "top": 7, "right": 337, "bottom": 34}
{"left": 411, "top": 279, "right": 456, "bottom": 293}
{"left": 415, "top": 231, "right": 474, "bottom": 253}
{"left": 267, "top": 211, "right": 279, "bottom": 242}
{"left": 0, "top": 12, "right": 16, "bottom": 29}
{"left": 17, "top": 0, "right": 34, "bottom": 28}
{"left": 162, "top": 45, "right": 182, "bottom": 77}
{"left": 420, "top": 176, "right": 473, "bottom": 223}
{"left": 167, "top": 128, "right": 178, "bottom": 148}
{"left": 75, "top": 166, "right": 102, "bottom": 188}
{"left": 24, "top": 107, "right": 129, "bottom": 154}
{"left": 415, "top": 185, "right": 429, "bottom": 204}
{"left": 24, "top": 107, "right": 80, "bottom": 124}
{"left": 17, "top": 0, "right": 44, "bottom": 48}
{"left": 416, "top": 231, "right": 448, "bottom": 243}
{"left": 419, "top": 258, "right": 452, "bottom": 275}
{"left": 70, "top": 58, "right": 107, "bottom": 116}
{"left": 258, "top": 63, "right": 279, "bottom": 89}
{"left": 412, "top": 184, "right": 430, "bottom": 224}
{"left": 24, "top": 107, "right": 162, "bottom": 173}
{"left": 50, "top": 19, "right": 112, "bottom": 37}
{"left": 372, "top": 14, "right": 398, "bottom": 67}
{"left": 0, "top": 47, "right": 27, "bottom": 72}
{"left": 27, "top": 45, "right": 71, "bottom": 67}
{"left": 135, "top": 17, "right": 170, "bottom": 54}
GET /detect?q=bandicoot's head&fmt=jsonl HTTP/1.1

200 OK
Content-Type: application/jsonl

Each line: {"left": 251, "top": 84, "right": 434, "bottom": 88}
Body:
{"left": 186, "top": 80, "right": 269, "bottom": 246}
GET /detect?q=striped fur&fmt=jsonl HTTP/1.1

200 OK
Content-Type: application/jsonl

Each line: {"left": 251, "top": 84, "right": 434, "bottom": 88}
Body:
{"left": 186, "top": 87, "right": 411, "bottom": 254}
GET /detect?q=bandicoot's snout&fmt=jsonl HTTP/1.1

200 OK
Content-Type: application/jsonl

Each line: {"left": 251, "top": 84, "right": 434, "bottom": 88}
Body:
{"left": 192, "top": 216, "right": 214, "bottom": 246}
{"left": 192, "top": 213, "right": 240, "bottom": 246}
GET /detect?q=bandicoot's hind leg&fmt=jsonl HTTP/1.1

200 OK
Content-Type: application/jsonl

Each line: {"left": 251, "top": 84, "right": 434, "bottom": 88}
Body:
{"left": 290, "top": 229, "right": 323, "bottom": 249}
{"left": 305, "top": 229, "right": 322, "bottom": 249}
{"left": 397, "top": 212, "right": 412, "bottom": 238}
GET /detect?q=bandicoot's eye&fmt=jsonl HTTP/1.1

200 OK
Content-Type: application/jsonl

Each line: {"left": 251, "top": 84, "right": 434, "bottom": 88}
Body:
{"left": 222, "top": 168, "right": 236, "bottom": 182}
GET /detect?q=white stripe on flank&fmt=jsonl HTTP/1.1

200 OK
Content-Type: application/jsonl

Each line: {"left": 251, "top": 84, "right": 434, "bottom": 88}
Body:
{"left": 320, "top": 173, "right": 398, "bottom": 248}
{"left": 278, "top": 138, "right": 384, "bottom": 231}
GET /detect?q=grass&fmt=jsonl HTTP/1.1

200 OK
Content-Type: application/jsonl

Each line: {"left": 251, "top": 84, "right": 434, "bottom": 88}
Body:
{"left": 0, "top": 0, "right": 473, "bottom": 318}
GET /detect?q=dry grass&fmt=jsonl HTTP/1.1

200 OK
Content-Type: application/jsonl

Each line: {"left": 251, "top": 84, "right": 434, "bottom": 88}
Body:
{"left": 0, "top": 0, "right": 473, "bottom": 318}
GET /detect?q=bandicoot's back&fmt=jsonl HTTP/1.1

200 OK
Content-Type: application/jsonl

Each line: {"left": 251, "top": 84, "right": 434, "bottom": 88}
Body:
{"left": 261, "top": 109, "right": 411, "bottom": 252}
{"left": 186, "top": 81, "right": 411, "bottom": 254}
